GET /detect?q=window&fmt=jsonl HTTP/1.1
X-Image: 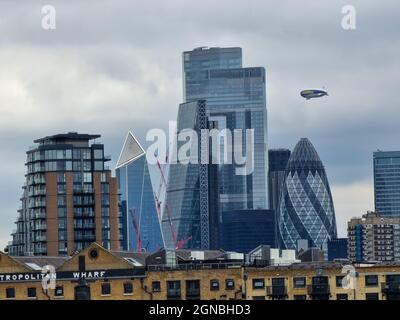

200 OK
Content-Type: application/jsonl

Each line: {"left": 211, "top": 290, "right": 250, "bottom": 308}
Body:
{"left": 225, "top": 279, "right": 235, "bottom": 290}
{"left": 365, "top": 293, "right": 379, "bottom": 300}
{"left": 94, "top": 161, "right": 104, "bottom": 171}
{"left": 123, "top": 282, "right": 133, "bottom": 295}
{"left": 55, "top": 286, "right": 64, "bottom": 297}
{"left": 186, "top": 280, "right": 200, "bottom": 299}
{"left": 210, "top": 279, "right": 219, "bottom": 291}
{"left": 6, "top": 288, "right": 15, "bottom": 299}
{"left": 252, "top": 278, "right": 265, "bottom": 289}
{"left": 152, "top": 281, "right": 161, "bottom": 292}
{"left": 293, "top": 277, "right": 306, "bottom": 288}
{"left": 252, "top": 296, "right": 265, "bottom": 300}
{"left": 365, "top": 275, "right": 378, "bottom": 287}
{"left": 101, "top": 283, "right": 111, "bottom": 296}
{"left": 294, "top": 295, "right": 307, "bottom": 300}
{"left": 27, "top": 287, "right": 37, "bottom": 298}
{"left": 337, "top": 294, "right": 348, "bottom": 300}
{"left": 166, "top": 281, "right": 181, "bottom": 300}
{"left": 336, "top": 276, "right": 345, "bottom": 288}
{"left": 94, "top": 149, "right": 103, "bottom": 159}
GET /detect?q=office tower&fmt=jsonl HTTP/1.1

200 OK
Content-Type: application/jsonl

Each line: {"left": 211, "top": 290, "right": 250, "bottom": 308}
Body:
{"left": 220, "top": 209, "right": 276, "bottom": 253}
{"left": 182, "top": 46, "right": 269, "bottom": 216}
{"left": 161, "top": 100, "right": 209, "bottom": 249}
{"left": 183, "top": 47, "right": 242, "bottom": 102}
{"left": 278, "top": 138, "right": 337, "bottom": 255}
{"left": 268, "top": 149, "right": 291, "bottom": 212}
{"left": 116, "top": 131, "right": 164, "bottom": 252}
{"left": 327, "top": 238, "right": 348, "bottom": 261}
{"left": 268, "top": 149, "right": 291, "bottom": 245}
{"left": 373, "top": 151, "right": 400, "bottom": 217}
{"left": 347, "top": 211, "right": 400, "bottom": 262}
{"left": 7, "top": 133, "right": 120, "bottom": 256}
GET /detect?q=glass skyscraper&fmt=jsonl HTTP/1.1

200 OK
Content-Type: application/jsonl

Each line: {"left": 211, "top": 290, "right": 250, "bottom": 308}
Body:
{"left": 373, "top": 151, "right": 400, "bottom": 217}
{"left": 278, "top": 138, "right": 337, "bottom": 254}
{"left": 268, "top": 149, "right": 291, "bottom": 212}
{"left": 183, "top": 47, "right": 269, "bottom": 214}
{"left": 161, "top": 100, "right": 209, "bottom": 249}
{"left": 162, "top": 47, "right": 269, "bottom": 250}
{"left": 116, "top": 132, "right": 164, "bottom": 252}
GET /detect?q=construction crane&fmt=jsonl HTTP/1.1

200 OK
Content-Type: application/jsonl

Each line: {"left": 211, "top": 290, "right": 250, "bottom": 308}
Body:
{"left": 129, "top": 208, "right": 142, "bottom": 252}
{"left": 154, "top": 158, "right": 192, "bottom": 249}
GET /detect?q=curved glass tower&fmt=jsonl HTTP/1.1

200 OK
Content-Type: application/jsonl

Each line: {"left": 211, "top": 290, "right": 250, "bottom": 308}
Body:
{"left": 278, "top": 138, "right": 337, "bottom": 253}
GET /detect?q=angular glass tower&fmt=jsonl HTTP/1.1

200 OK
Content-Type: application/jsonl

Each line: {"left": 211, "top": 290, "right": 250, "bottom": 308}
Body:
{"left": 373, "top": 151, "right": 400, "bottom": 217}
{"left": 161, "top": 101, "right": 210, "bottom": 249}
{"left": 116, "top": 132, "right": 164, "bottom": 252}
{"left": 183, "top": 47, "right": 269, "bottom": 214}
{"left": 163, "top": 47, "right": 268, "bottom": 250}
{"left": 278, "top": 138, "right": 337, "bottom": 253}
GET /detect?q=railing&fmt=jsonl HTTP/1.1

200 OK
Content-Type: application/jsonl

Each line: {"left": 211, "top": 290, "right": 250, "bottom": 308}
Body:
{"left": 266, "top": 285, "right": 287, "bottom": 298}
{"left": 167, "top": 289, "right": 181, "bottom": 300}
{"left": 147, "top": 262, "right": 243, "bottom": 272}
{"left": 307, "top": 284, "right": 330, "bottom": 296}
{"left": 381, "top": 282, "right": 400, "bottom": 294}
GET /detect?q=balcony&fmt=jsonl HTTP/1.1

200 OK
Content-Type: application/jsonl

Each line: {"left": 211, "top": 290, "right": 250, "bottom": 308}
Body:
{"left": 307, "top": 284, "right": 330, "bottom": 298}
{"left": 74, "top": 223, "right": 96, "bottom": 229}
{"left": 266, "top": 285, "right": 287, "bottom": 299}
{"left": 74, "top": 234, "right": 96, "bottom": 241}
{"left": 167, "top": 289, "right": 181, "bottom": 300}
{"left": 73, "top": 186, "right": 95, "bottom": 194}
{"left": 33, "top": 224, "right": 47, "bottom": 231}
{"left": 382, "top": 282, "right": 400, "bottom": 295}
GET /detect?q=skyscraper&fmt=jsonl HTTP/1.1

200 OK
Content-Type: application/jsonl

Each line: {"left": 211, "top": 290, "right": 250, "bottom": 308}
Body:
{"left": 161, "top": 100, "right": 209, "bottom": 249}
{"left": 7, "top": 133, "right": 121, "bottom": 256}
{"left": 116, "top": 132, "right": 164, "bottom": 252}
{"left": 220, "top": 209, "right": 276, "bottom": 253}
{"left": 162, "top": 47, "right": 269, "bottom": 250}
{"left": 183, "top": 46, "right": 269, "bottom": 214}
{"left": 373, "top": 151, "right": 400, "bottom": 217}
{"left": 268, "top": 149, "right": 291, "bottom": 211}
{"left": 278, "top": 138, "right": 337, "bottom": 254}
{"left": 183, "top": 47, "right": 242, "bottom": 103}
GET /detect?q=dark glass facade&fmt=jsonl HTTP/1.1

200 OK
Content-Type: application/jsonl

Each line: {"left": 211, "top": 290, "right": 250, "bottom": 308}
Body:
{"left": 327, "top": 238, "right": 348, "bottom": 261}
{"left": 117, "top": 149, "right": 164, "bottom": 253}
{"left": 278, "top": 138, "right": 337, "bottom": 255}
{"left": 161, "top": 101, "right": 209, "bottom": 249}
{"left": 220, "top": 209, "right": 276, "bottom": 253}
{"left": 373, "top": 151, "right": 400, "bottom": 217}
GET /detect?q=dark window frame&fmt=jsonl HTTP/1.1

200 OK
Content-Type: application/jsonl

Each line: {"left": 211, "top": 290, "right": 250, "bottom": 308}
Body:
{"left": 152, "top": 281, "right": 161, "bottom": 292}
{"left": 27, "top": 287, "right": 37, "bottom": 298}
{"left": 365, "top": 275, "right": 379, "bottom": 287}
{"left": 225, "top": 279, "right": 235, "bottom": 290}
{"left": 55, "top": 286, "right": 64, "bottom": 297}
{"left": 252, "top": 278, "right": 265, "bottom": 290}
{"left": 293, "top": 277, "right": 306, "bottom": 288}
{"left": 123, "top": 282, "right": 133, "bottom": 295}
{"left": 6, "top": 287, "right": 15, "bottom": 299}
{"left": 101, "top": 283, "right": 111, "bottom": 296}
{"left": 210, "top": 279, "right": 220, "bottom": 291}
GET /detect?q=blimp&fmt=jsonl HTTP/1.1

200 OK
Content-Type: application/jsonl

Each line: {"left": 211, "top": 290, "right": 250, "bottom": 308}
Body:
{"left": 300, "top": 89, "right": 328, "bottom": 100}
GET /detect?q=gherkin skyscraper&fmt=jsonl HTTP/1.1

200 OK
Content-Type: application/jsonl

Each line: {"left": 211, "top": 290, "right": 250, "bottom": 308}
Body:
{"left": 278, "top": 138, "right": 337, "bottom": 253}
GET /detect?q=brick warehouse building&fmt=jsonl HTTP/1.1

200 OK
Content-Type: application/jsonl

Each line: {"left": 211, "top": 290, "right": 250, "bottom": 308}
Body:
{"left": 0, "top": 243, "right": 400, "bottom": 300}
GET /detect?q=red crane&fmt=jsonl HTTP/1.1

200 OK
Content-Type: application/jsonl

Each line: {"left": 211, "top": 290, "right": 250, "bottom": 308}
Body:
{"left": 154, "top": 158, "right": 191, "bottom": 249}
{"left": 129, "top": 208, "right": 142, "bottom": 252}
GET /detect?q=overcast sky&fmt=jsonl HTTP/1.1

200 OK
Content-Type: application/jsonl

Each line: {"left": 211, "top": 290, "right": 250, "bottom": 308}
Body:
{"left": 0, "top": 0, "right": 399, "bottom": 249}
